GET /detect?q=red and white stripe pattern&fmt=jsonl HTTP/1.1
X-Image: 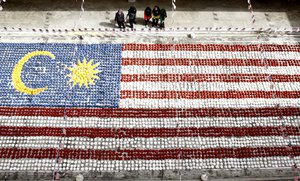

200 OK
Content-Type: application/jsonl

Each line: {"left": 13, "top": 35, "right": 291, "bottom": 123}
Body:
{"left": 1, "top": 44, "right": 300, "bottom": 171}
{"left": 120, "top": 44, "right": 300, "bottom": 108}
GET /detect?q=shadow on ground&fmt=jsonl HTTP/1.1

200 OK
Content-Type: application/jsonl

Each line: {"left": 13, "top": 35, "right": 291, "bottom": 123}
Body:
{"left": 2, "top": 0, "right": 299, "bottom": 12}
{"left": 99, "top": 17, "right": 152, "bottom": 29}
{"left": 1, "top": 0, "right": 299, "bottom": 27}
{"left": 99, "top": 21, "right": 116, "bottom": 28}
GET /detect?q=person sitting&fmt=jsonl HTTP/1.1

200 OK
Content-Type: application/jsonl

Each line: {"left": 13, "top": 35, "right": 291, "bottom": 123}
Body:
{"left": 152, "top": 6, "right": 161, "bottom": 27}
{"left": 144, "top": 6, "right": 152, "bottom": 27}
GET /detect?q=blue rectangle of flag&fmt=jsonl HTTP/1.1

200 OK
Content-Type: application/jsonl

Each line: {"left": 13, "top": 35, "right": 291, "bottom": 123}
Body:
{"left": 0, "top": 43, "right": 122, "bottom": 108}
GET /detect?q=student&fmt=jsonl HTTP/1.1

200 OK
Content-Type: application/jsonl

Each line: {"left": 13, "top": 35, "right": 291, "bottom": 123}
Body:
{"left": 152, "top": 6, "right": 161, "bottom": 27}
{"left": 115, "top": 9, "right": 125, "bottom": 29}
{"left": 144, "top": 6, "right": 152, "bottom": 26}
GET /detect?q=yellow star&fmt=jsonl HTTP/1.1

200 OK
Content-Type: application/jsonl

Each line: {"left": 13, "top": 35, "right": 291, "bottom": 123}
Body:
{"left": 67, "top": 58, "right": 100, "bottom": 88}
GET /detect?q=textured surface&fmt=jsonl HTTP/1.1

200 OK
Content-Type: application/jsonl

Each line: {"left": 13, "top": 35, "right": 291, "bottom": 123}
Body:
{"left": 0, "top": 43, "right": 299, "bottom": 174}
{"left": 0, "top": 43, "right": 122, "bottom": 107}
{"left": 0, "top": 0, "right": 300, "bottom": 178}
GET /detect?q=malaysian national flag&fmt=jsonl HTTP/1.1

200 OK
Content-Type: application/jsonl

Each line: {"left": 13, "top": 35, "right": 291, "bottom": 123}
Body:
{"left": 0, "top": 43, "right": 300, "bottom": 171}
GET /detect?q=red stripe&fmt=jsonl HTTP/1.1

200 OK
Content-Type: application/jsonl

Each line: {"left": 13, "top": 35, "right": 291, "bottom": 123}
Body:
{"left": 1, "top": 146, "right": 300, "bottom": 160}
{"left": 121, "top": 74, "right": 300, "bottom": 82}
{"left": 122, "top": 44, "right": 300, "bottom": 52}
{"left": 121, "top": 90, "right": 300, "bottom": 99}
{"left": 1, "top": 107, "right": 300, "bottom": 117}
{"left": 0, "top": 126, "right": 299, "bottom": 138}
{"left": 122, "top": 58, "right": 300, "bottom": 66}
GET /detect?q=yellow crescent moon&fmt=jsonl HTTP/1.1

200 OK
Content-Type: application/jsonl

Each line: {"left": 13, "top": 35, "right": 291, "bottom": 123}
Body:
{"left": 12, "top": 50, "right": 55, "bottom": 95}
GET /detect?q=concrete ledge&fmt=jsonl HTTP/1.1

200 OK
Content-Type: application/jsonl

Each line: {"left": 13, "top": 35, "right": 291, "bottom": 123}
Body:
{"left": 0, "top": 26, "right": 300, "bottom": 34}
{"left": 0, "top": 168, "right": 298, "bottom": 180}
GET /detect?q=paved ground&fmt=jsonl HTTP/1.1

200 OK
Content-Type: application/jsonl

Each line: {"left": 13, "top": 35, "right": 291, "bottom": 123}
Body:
{"left": 0, "top": 0, "right": 299, "bottom": 30}
{"left": 0, "top": 168, "right": 298, "bottom": 180}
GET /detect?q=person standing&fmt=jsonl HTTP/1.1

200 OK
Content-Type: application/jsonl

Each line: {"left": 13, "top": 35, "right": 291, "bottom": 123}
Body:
{"left": 115, "top": 9, "right": 125, "bottom": 29}
{"left": 160, "top": 8, "right": 167, "bottom": 28}
{"left": 152, "top": 6, "right": 161, "bottom": 27}
{"left": 128, "top": 6, "right": 137, "bottom": 24}
{"left": 127, "top": 6, "right": 136, "bottom": 29}
{"left": 144, "top": 6, "right": 152, "bottom": 27}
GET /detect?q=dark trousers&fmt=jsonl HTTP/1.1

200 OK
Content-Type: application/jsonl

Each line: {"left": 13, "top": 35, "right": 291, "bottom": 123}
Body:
{"left": 129, "top": 19, "right": 134, "bottom": 28}
{"left": 160, "top": 20, "right": 165, "bottom": 28}
{"left": 152, "top": 18, "right": 159, "bottom": 26}
{"left": 117, "top": 21, "right": 125, "bottom": 28}
{"left": 144, "top": 18, "right": 150, "bottom": 26}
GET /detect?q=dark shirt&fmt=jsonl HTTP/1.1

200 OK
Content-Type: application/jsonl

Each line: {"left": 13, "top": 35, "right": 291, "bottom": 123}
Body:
{"left": 145, "top": 7, "right": 152, "bottom": 16}
{"left": 115, "top": 12, "right": 125, "bottom": 22}
{"left": 160, "top": 9, "right": 167, "bottom": 20}
{"left": 128, "top": 6, "right": 137, "bottom": 14}
{"left": 127, "top": 13, "right": 135, "bottom": 20}
{"left": 152, "top": 7, "right": 161, "bottom": 17}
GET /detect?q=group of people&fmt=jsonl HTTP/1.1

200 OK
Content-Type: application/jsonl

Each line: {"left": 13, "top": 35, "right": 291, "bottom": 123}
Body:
{"left": 115, "top": 5, "right": 167, "bottom": 30}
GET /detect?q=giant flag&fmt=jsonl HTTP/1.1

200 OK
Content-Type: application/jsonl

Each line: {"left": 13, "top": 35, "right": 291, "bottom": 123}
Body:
{"left": 0, "top": 43, "right": 300, "bottom": 171}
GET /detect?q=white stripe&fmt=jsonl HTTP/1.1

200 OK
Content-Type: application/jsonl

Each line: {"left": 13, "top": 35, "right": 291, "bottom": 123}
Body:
{"left": 0, "top": 116, "right": 299, "bottom": 128}
{"left": 294, "top": 157, "right": 300, "bottom": 168}
{"left": 0, "top": 157, "right": 292, "bottom": 171}
{"left": 122, "top": 50, "right": 300, "bottom": 60}
{"left": 61, "top": 157, "right": 293, "bottom": 170}
{"left": 0, "top": 136, "right": 296, "bottom": 150}
{"left": 121, "top": 65, "right": 300, "bottom": 75}
{"left": 119, "top": 98, "right": 300, "bottom": 108}
{"left": 122, "top": 51, "right": 300, "bottom": 60}
{"left": 0, "top": 159, "right": 55, "bottom": 171}
{"left": 121, "top": 82, "right": 300, "bottom": 91}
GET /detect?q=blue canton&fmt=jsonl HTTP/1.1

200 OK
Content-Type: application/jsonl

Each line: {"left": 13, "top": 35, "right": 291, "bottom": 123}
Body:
{"left": 0, "top": 43, "right": 122, "bottom": 108}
